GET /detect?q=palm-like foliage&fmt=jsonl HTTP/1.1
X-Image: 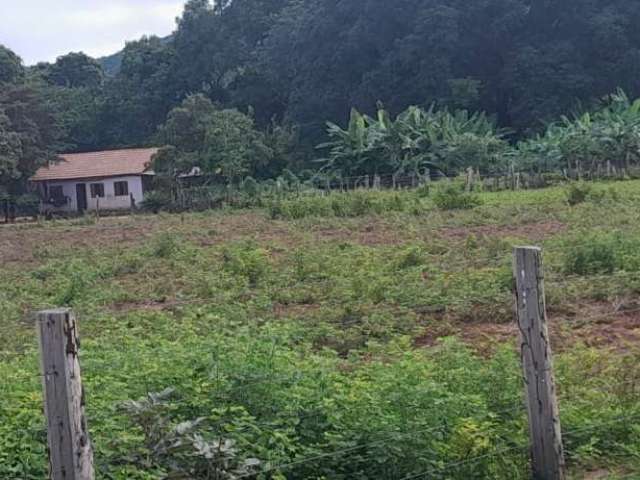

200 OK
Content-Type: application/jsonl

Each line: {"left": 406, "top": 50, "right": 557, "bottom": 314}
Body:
{"left": 515, "top": 90, "right": 640, "bottom": 176}
{"left": 320, "top": 90, "right": 640, "bottom": 181}
{"left": 316, "top": 108, "right": 380, "bottom": 178}
{"left": 318, "top": 105, "right": 510, "bottom": 179}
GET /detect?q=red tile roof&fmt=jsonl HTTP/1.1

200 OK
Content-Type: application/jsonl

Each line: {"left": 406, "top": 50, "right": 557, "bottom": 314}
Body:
{"left": 31, "top": 148, "right": 158, "bottom": 182}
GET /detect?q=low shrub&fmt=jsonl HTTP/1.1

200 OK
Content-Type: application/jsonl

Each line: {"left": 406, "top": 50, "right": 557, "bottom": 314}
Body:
{"left": 565, "top": 182, "right": 593, "bottom": 206}
{"left": 142, "top": 190, "right": 174, "bottom": 213}
{"left": 563, "top": 234, "right": 618, "bottom": 275}
{"left": 149, "top": 232, "right": 182, "bottom": 258}
{"left": 432, "top": 182, "right": 482, "bottom": 210}
{"left": 268, "top": 190, "right": 422, "bottom": 219}
{"left": 395, "top": 245, "right": 427, "bottom": 269}
{"left": 565, "top": 182, "right": 621, "bottom": 206}
{"left": 222, "top": 242, "right": 270, "bottom": 286}
{"left": 562, "top": 232, "right": 640, "bottom": 276}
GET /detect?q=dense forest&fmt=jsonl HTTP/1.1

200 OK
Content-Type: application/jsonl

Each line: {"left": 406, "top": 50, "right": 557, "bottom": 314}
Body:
{"left": 3, "top": 0, "right": 640, "bottom": 197}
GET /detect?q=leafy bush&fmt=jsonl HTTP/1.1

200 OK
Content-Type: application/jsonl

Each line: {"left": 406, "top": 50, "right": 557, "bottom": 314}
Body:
{"left": 14, "top": 194, "right": 40, "bottom": 217}
{"left": 565, "top": 182, "right": 593, "bottom": 206}
{"left": 142, "top": 190, "right": 174, "bottom": 213}
{"left": 222, "top": 242, "right": 270, "bottom": 286}
{"left": 395, "top": 245, "right": 427, "bottom": 269}
{"left": 268, "top": 190, "right": 422, "bottom": 219}
{"left": 149, "top": 232, "right": 181, "bottom": 258}
{"left": 121, "top": 388, "right": 261, "bottom": 479}
{"left": 432, "top": 182, "right": 482, "bottom": 210}
{"left": 56, "top": 270, "right": 91, "bottom": 306}
{"left": 564, "top": 235, "right": 618, "bottom": 275}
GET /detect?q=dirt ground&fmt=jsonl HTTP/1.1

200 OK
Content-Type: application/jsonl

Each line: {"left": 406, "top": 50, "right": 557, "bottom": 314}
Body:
{"left": 416, "top": 300, "right": 640, "bottom": 355}
{"left": 0, "top": 212, "right": 292, "bottom": 265}
{"left": 438, "top": 220, "right": 567, "bottom": 242}
{"left": 7, "top": 211, "right": 634, "bottom": 353}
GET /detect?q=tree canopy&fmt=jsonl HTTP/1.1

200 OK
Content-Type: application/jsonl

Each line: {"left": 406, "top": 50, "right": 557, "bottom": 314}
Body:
{"left": 3, "top": 0, "right": 640, "bottom": 195}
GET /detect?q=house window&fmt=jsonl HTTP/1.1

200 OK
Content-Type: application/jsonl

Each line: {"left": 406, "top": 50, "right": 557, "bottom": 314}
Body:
{"left": 90, "top": 183, "right": 105, "bottom": 198}
{"left": 49, "top": 186, "right": 64, "bottom": 200}
{"left": 114, "top": 181, "right": 129, "bottom": 197}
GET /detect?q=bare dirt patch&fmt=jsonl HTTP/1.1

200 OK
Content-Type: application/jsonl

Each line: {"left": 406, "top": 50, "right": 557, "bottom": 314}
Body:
{"left": 110, "top": 299, "right": 183, "bottom": 312}
{"left": 192, "top": 212, "right": 298, "bottom": 245}
{"left": 416, "top": 300, "right": 640, "bottom": 354}
{"left": 438, "top": 220, "right": 566, "bottom": 242}
{"left": 2, "top": 212, "right": 562, "bottom": 267}
{"left": 551, "top": 301, "right": 640, "bottom": 352}
{"left": 0, "top": 212, "right": 302, "bottom": 266}
{"left": 0, "top": 217, "right": 159, "bottom": 265}
{"left": 310, "top": 219, "right": 414, "bottom": 246}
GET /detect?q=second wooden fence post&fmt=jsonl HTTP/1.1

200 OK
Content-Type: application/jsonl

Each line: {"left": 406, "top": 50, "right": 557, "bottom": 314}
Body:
{"left": 37, "top": 309, "right": 94, "bottom": 480}
{"left": 513, "top": 247, "right": 565, "bottom": 480}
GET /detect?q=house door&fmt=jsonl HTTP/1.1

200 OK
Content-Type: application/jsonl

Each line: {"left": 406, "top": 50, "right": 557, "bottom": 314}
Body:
{"left": 76, "top": 183, "right": 87, "bottom": 213}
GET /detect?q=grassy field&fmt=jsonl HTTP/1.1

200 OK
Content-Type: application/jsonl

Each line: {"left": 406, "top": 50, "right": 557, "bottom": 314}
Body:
{"left": 1, "top": 181, "right": 640, "bottom": 479}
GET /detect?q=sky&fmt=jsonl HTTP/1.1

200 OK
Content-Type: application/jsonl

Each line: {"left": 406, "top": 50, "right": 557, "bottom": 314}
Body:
{"left": 1, "top": 0, "right": 185, "bottom": 65}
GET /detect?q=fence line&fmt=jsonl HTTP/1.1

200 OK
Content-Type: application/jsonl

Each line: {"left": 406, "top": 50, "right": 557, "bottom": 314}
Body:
{"left": 397, "top": 443, "right": 530, "bottom": 480}
{"left": 2, "top": 379, "right": 638, "bottom": 477}
{"left": 396, "top": 412, "right": 640, "bottom": 480}
{"left": 233, "top": 401, "right": 530, "bottom": 477}
{"left": 4, "top": 167, "right": 640, "bottom": 224}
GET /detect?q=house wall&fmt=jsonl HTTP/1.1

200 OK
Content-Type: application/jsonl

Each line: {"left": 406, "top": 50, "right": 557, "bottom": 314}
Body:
{"left": 42, "top": 175, "right": 146, "bottom": 213}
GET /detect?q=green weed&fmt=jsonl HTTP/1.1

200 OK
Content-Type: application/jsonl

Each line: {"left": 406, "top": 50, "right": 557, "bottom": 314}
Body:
{"left": 2, "top": 179, "right": 640, "bottom": 478}
{"left": 433, "top": 182, "right": 483, "bottom": 210}
{"left": 149, "top": 232, "right": 182, "bottom": 258}
{"left": 222, "top": 242, "right": 270, "bottom": 286}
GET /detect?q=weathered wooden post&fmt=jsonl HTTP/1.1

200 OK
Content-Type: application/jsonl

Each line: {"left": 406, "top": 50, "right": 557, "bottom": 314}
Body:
{"left": 465, "top": 167, "right": 474, "bottom": 192}
{"left": 513, "top": 247, "right": 565, "bottom": 480}
{"left": 37, "top": 309, "right": 94, "bottom": 480}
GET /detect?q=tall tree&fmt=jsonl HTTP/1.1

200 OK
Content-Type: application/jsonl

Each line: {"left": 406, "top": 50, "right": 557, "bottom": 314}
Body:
{"left": 0, "top": 45, "right": 24, "bottom": 85}
{"left": 0, "top": 85, "right": 64, "bottom": 194}
{"left": 98, "top": 36, "right": 177, "bottom": 148}
{"left": 45, "top": 52, "right": 104, "bottom": 89}
{"left": 155, "top": 94, "right": 272, "bottom": 183}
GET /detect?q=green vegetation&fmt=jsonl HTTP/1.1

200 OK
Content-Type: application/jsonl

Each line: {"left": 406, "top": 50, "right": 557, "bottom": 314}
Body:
{"left": 318, "top": 106, "right": 508, "bottom": 180}
{"left": 432, "top": 182, "right": 483, "bottom": 210}
{"left": 5, "top": 1, "right": 640, "bottom": 205}
{"left": 2, "top": 180, "right": 640, "bottom": 479}
{"left": 3, "top": 1, "right": 640, "bottom": 475}
{"left": 267, "top": 190, "right": 421, "bottom": 220}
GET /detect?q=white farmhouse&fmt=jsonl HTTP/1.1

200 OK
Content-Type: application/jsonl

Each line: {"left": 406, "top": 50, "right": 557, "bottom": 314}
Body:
{"left": 31, "top": 148, "right": 158, "bottom": 214}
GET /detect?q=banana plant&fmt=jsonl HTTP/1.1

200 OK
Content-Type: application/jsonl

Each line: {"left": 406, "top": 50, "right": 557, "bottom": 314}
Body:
{"left": 318, "top": 104, "right": 512, "bottom": 179}
{"left": 316, "top": 108, "right": 382, "bottom": 178}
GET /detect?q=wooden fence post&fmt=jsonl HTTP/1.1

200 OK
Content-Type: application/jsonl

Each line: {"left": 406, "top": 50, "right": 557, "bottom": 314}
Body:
{"left": 37, "top": 309, "right": 94, "bottom": 480}
{"left": 513, "top": 247, "right": 565, "bottom": 480}
{"left": 465, "top": 167, "right": 474, "bottom": 192}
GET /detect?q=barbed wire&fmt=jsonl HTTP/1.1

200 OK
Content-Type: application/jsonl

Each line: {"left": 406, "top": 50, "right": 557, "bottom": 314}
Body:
{"left": 612, "top": 471, "right": 640, "bottom": 479}
{"left": 3, "top": 360, "right": 639, "bottom": 478}
{"left": 3, "top": 296, "right": 640, "bottom": 370}
{"left": 235, "top": 401, "right": 528, "bottom": 479}
{"left": 395, "top": 412, "right": 640, "bottom": 480}
{"left": 547, "top": 305, "right": 640, "bottom": 325}
{"left": 547, "top": 270, "right": 640, "bottom": 285}
{"left": 227, "top": 378, "right": 638, "bottom": 477}
{"left": 397, "top": 443, "right": 529, "bottom": 480}
{"left": 562, "top": 413, "right": 640, "bottom": 442}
